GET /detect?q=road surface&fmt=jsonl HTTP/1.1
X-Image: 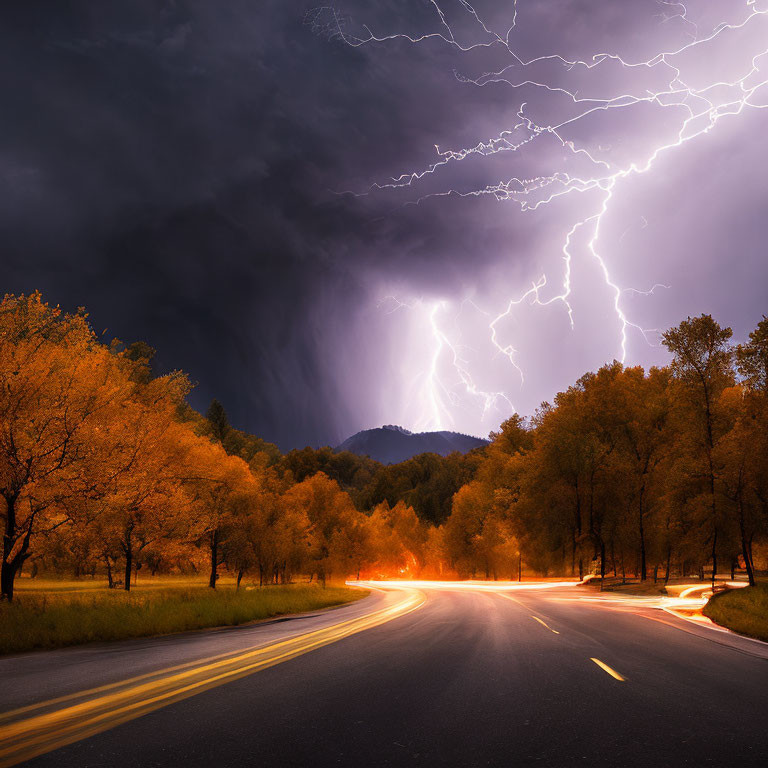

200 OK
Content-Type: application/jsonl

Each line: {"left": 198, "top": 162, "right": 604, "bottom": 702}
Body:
{"left": 2, "top": 581, "right": 767, "bottom": 767}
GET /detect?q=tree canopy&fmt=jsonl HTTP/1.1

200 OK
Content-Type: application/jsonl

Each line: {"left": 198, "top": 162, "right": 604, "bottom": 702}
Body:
{"left": 2, "top": 295, "right": 766, "bottom": 596}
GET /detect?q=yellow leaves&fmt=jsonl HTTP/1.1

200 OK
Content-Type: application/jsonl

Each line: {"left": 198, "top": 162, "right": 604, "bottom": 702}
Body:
{"left": 13, "top": 289, "right": 765, "bottom": 591}
{"left": 362, "top": 499, "right": 428, "bottom": 576}
{"left": 0, "top": 294, "right": 238, "bottom": 594}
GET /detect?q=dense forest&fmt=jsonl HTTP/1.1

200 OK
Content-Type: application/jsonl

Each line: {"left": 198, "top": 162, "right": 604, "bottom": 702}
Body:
{"left": 1, "top": 292, "right": 766, "bottom": 600}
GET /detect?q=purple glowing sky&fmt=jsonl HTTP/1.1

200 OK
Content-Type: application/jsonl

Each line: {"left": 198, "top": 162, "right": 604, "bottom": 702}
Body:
{"left": 314, "top": 0, "right": 768, "bottom": 437}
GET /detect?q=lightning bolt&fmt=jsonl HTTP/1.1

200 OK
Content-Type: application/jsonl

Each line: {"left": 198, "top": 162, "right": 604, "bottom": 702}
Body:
{"left": 381, "top": 296, "right": 514, "bottom": 431}
{"left": 310, "top": 0, "right": 768, "bottom": 431}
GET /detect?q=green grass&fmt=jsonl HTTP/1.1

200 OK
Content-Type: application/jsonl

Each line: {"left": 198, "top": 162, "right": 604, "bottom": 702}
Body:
{"left": 592, "top": 580, "right": 670, "bottom": 596}
{"left": 0, "top": 581, "right": 368, "bottom": 655}
{"left": 703, "top": 583, "right": 768, "bottom": 643}
{"left": 14, "top": 575, "right": 230, "bottom": 595}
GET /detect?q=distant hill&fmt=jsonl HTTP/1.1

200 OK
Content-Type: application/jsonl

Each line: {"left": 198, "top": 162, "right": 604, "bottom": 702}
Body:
{"left": 335, "top": 424, "right": 488, "bottom": 465}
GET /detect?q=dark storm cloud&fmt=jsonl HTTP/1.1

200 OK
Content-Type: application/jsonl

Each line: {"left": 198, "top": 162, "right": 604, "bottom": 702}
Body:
{"left": 0, "top": 0, "right": 504, "bottom": 448}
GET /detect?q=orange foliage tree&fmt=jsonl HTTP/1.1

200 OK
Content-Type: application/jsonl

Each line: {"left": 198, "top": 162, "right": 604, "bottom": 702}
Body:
{"left": 0, "top": 294, "right": 136, "bottom": 599}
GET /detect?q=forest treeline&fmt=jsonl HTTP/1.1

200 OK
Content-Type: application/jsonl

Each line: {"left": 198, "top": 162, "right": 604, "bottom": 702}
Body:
{"left": 1, "top": 292, "right": 767, "bottom": 600}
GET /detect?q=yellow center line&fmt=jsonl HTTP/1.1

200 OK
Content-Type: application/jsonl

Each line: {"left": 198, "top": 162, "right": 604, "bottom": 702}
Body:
{"left": 496, "top": 593, "right": 561, "bottom": 635}
{"left": 530, "top": 615, "right": 560, "bottom": 634}
{"left": 0, "top": 589, "right": 426, "bottom": 768}
{"left": 590, "top": 657, "right": 626, "bottom": 681}
{"left": 497, "top": 593, "right": 522, "bottom": 605}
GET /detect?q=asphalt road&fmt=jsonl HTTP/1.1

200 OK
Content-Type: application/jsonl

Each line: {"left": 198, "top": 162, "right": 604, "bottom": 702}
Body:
{"left": 4, "top": 583, "right": 768, "bottom": 767}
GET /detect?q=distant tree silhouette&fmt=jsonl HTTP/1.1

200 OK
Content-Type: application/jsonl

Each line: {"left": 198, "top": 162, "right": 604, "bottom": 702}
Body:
{"left": 206, "top": 399, "right": 231, "bottom": 444}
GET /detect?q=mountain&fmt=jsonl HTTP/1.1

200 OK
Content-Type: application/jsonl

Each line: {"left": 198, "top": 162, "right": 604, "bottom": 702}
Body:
{"left": 335, "top": 424, "right": 488, "bottom": 465}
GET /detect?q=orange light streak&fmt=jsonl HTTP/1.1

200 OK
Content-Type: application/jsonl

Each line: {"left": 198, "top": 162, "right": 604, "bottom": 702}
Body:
{"left": 349, "top": 579, "right": 582, "bottom": 592}
{"left": 0, "top": 586, "right": 425, "bottom": 768}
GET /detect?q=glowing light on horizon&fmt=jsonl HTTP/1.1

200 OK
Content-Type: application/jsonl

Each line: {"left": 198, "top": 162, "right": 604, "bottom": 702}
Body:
{"left": 349, "top": 578, "right": 582, "bottom": 591}
{"left": 313, "top": 1, "right": 768, "bottom": 431}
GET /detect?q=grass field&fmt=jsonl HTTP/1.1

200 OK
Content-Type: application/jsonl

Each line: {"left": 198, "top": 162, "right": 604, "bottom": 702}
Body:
{"left": 703, "top": 582, "right": 768, "bottom": 643}
{"left": 592, "top": 580, "right": 670, "bottom": 596}
{"left": 586, "top": 577, "right": 709, "bottom": 596}
{"left": 0, "top": 577, "right": 368, "bottom": 655}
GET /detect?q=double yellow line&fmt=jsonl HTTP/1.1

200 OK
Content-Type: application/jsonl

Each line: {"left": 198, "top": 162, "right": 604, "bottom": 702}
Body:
{"left": 0, "top": 588, "right": 425, "bottom": 767}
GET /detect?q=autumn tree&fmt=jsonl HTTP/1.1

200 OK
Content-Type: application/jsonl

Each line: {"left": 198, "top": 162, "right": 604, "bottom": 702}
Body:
{"left": 0, "top": 293, "right": 136, "bottom": 599}
{"left": 714, "top": 315, "right": 768, "bottom": 585}
{"left": 95, "top": 370, "right": 204, "bottom": 590}
{"left": 366, "top": 500, "right": 427, "bottom": 577}
{"left": 573, "top": 364, "right": 673, "bottom": 581}
{"left": 282, "top": 473, "right": 360, "bottom": 585}
{"left": 715, "top": 389, "right": 762, "bottom": 585}
{"left": 518, "top": 388, "right": 608, "bottom": 580}
{"left": 662, "top": 315, "right": 734, "bottom": 583}
{"left": 187, "top": 442, "right": 255, "bottom": 589}
{"left": 735, "top": 316, "right": 768, "bottom": 394}
{"left": 445, "top": 480, "right": 517, "bottom": 579}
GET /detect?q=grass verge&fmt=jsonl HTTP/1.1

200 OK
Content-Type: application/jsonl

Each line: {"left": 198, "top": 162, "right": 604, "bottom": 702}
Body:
{"left": 703, "top": 583, "right": 768, "bottom": 643}
{"left": 589, "top": 580, "right": 669, "bottom": 596}
{"left": 0, "top": 582, "right": 368, "bottom": 655}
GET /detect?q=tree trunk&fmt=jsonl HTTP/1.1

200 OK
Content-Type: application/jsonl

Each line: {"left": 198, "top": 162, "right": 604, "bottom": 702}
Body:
{"left": 0, "top": 560, "right": 15, "bottom": 601}
{"left": 1, "top": 493, "right": 20, "bottom": 601}
{"left": 209, "top": 529, "right": 219, "bottom": 589}
{"left": 706, "top": 432, "right": 718, "bottom": 589}
{"left": 124, "top": 547, "right": 132, "bottom": 592}
{"left": 574, "top": 480, "right": 582, "bottom": 580}
{"left": 737, "top": 496, "right": 757, "bottom": 586}
{"left": 120, "top": 518, "right": 136, "bottom": 592}
{"left": 599, "top": 539, "right": 606, "bottom": 590}
{"left": 236, "top": 568, "right": 244, "bottom": 590}
{"left": 570, "top": 535, "right": 576, "bottom": 577}
{"left": 638, "top": 497, "right": 647, "bottom": 581}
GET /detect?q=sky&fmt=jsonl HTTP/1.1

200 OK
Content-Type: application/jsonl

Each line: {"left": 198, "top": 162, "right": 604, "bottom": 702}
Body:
{"left": 1, "top": 1, "right": 767, "bottom": 449}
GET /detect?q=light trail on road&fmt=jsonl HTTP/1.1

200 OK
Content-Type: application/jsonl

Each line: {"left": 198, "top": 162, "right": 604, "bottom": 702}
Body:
{"left": 0, "top": 586, "right": 424, "bottom": 768}
{"left": 355, "top": 579, "right": 754, "bottom": 639}
{"left": 544, "top": 580, "right": 748, "bottom": 625}
{"left": 3, "top": 580, "right": 766, "bottom": 768}
{"left": 350, "top": 579, "right": 582, "bottom": 592}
